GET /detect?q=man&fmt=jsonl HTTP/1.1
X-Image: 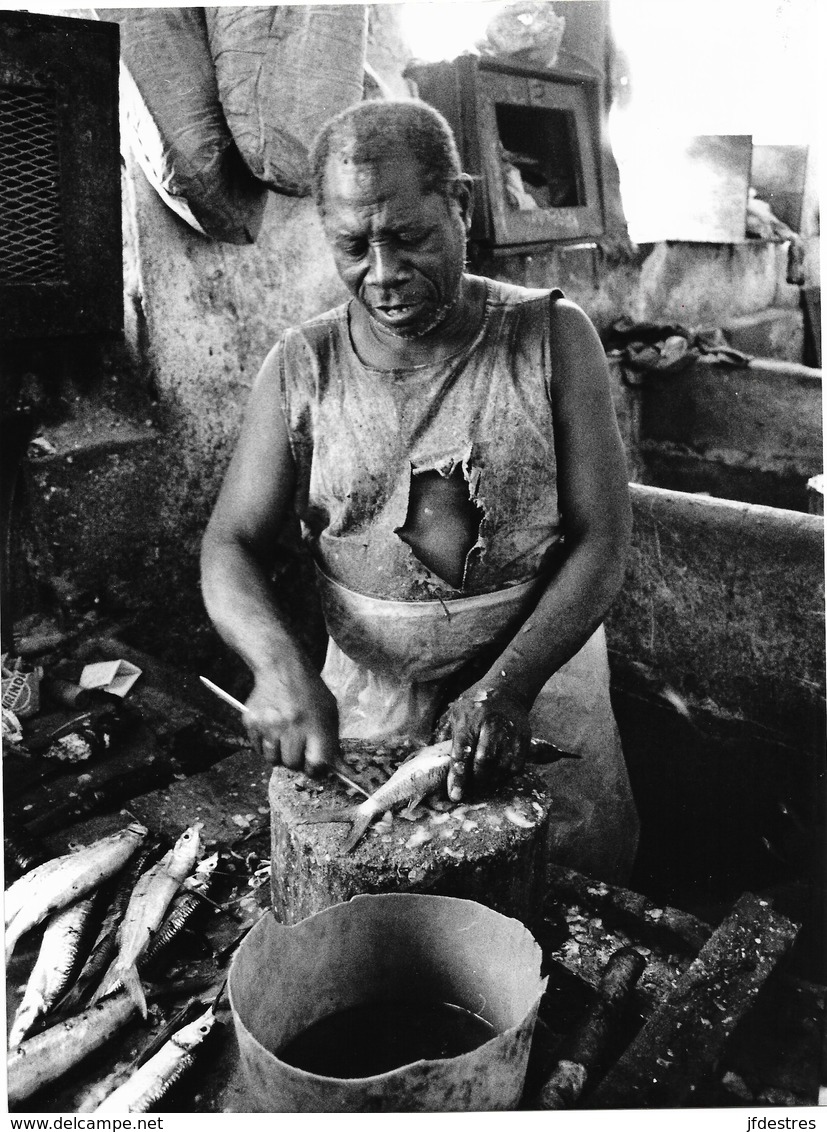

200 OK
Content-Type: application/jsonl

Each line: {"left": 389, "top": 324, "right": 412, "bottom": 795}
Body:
{"left": 201, "top": 100, "right": 639, "bottom": 882}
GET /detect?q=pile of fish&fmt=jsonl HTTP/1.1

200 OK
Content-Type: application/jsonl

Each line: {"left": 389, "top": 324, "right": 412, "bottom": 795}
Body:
{"left": 6, "top": 819, "right": 222, "bottom": 1111}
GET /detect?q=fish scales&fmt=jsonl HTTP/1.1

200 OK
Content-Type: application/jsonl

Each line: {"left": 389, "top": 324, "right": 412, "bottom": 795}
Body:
{"left": 141, "top": 855, "right": 217, "bottom": 975}
{"left": 8, "top": 892, "right": 101, "bottom": 1047}
{"left": 93, "top": 1005, "right": 216, "bottom": 1113}
{"left": 92, "top": 822, "right": 203, "bottom": 1017}
{"left": 300, "top": 740, "right": 452, "bottom": 851}
{"left": 4, "top": 850, "right": 87, "bottom": 930}
{"left": 7, "top": 992, "right": 138, "bottom": 1105}
{"left": 141, "top": 892, "right": 205, "bottom": 969}
{"left": 74, "top": 1000, "right": 203, "bottom": 1113}
{"left": 98, "top": 1050, "right": 198, "bottom": 1113}
{"left": 4, "top": 823, "right": 148, "bottom": 963}
{"left": 369, "top": 742, "right": 452, "bottom": 810}
{"left": 4, "top": 825, "right": 146, "bottom": 930}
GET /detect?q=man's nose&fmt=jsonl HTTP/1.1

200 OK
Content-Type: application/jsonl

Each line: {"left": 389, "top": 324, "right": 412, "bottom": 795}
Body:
{"left": 367, "top": 242, "right": 404, "bottom": 288}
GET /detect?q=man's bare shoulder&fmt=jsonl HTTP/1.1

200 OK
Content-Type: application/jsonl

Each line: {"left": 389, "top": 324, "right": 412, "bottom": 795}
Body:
{"left": 257, "top": 299, "right": 350, "bottom": 382}
{"left": 286, "top": 298, "right": 350, "bottom": 341}
{"left": 470, "top": 274, "right": 554, "bottom": 310}
{"left": 548, "top": 295, "right": 601, "bottom": 339}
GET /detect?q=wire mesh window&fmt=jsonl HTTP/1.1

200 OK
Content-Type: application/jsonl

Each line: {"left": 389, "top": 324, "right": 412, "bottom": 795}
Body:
{"left": 0, "top": 84, "right": 66, "bottom": 285}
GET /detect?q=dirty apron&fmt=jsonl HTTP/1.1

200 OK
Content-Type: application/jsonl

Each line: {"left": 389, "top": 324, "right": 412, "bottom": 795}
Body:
{"left": 271, "top": 275, "right": 639, "bottom": 883}
{"left": 318, "top": 572, "right": 638, "bottom": 884}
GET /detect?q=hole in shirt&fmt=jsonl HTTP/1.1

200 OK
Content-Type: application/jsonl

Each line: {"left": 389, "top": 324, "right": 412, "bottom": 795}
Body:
{"left": 396, "top": 464, "right": 483, "bottom": 590}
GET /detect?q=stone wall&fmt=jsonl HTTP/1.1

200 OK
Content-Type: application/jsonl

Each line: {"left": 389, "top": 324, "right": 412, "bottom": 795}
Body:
{"left": 473, "top": 235, "right": 804, "bottom": 335}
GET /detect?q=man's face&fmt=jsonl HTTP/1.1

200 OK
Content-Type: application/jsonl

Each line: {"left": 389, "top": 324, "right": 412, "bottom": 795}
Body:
{"left": 321, "top": 152, "right": 469, "bottom": 340}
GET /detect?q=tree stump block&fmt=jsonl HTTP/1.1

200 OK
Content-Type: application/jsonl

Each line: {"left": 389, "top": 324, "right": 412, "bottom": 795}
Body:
{"left": 269, "top": 741, "right": 553, "bottom": 929}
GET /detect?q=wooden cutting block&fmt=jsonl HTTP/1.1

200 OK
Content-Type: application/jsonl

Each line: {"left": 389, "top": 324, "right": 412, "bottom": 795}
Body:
{"left": 269, "top": 741, "right": 553, "bottom": 929}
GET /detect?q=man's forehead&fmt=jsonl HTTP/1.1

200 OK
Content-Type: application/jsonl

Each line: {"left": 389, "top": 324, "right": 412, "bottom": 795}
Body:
{"left": 323, "top": 150, "right": 427, "bottom": 206}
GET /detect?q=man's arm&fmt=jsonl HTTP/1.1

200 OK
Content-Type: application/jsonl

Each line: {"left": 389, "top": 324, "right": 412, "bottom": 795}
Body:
{"left": 200, "top": 349, "right": 339, "bottom": 774}
{"left": 445, "top": 297, "right": 632, "bottom": 800}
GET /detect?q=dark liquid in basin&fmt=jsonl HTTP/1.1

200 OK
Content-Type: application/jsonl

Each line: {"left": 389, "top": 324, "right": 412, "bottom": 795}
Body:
{"left": 277, "top": 999, "right": 497, "bottom": 1078}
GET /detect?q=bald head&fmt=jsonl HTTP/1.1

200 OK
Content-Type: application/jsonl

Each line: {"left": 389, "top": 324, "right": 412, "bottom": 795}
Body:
{"left": 310, "top": 100, "right": 466, "bottom": 215}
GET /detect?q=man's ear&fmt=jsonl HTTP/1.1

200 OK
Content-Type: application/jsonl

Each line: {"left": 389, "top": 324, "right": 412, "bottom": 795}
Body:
{"left": 450, "top": 174, "right": 475, "bottom": 232}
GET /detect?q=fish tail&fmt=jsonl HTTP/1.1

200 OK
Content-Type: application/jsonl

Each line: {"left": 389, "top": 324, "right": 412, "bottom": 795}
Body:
{"left": 343, "top": 810, "right": 376, "bottom": 853}
{"left": 88, "top": 958, "right": 120, "bottom": 1007}
{"left": 120, "top": 963, "right": 148, "bottom": 1019}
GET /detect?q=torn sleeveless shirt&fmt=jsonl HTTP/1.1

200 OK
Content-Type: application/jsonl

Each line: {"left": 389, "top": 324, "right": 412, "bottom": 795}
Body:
{"left": 272, "top": 276, "right": 563, "bottom": 601}
{"left": 264, "top": 277, "right": 639, "bottom": 883}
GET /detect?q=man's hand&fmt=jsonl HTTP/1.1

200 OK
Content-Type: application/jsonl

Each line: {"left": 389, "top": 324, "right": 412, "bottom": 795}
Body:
{"left": 244, "top": 667, "right": 339, "bottom": 778}
{"left": 439, "top": 685, "right": 531, "bottom": 802}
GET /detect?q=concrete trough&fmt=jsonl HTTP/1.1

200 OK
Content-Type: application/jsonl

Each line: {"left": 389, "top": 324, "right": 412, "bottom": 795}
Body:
{"left": 609, "top": 483, "right": 824, "bottom": 737}
{"left": 606, "top": 484, "right": 824, "bottom": 971}
{"left": 636, "top": 356, "right": 823, "bottom": 511}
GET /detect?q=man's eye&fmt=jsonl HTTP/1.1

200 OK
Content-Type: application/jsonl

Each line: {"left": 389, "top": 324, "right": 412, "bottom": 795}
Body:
{"left": 338, "top": 240, "right": 365, "bottom": 257}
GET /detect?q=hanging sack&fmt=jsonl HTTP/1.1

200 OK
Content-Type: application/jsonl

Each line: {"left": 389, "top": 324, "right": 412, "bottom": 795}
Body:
{"left": 205, "top": 5, "right": 367, "bottom": 196}
{"left": 96, "top": 7, "right": 267, "bottom": 243}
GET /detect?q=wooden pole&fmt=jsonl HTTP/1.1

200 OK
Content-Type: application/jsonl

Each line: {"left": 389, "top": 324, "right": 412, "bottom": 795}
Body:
{"left": 588, "top": 893, "right": 799, "bottom": 1108}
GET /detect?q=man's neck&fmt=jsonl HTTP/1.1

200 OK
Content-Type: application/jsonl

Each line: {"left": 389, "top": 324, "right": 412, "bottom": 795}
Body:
{"left": 349, "top": 275, "right": 487, "bottom": 370}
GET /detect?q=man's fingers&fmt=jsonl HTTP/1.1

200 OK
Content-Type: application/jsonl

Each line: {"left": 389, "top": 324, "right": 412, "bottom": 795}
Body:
{"left": 245, "top": 708, "right": 282, "bottom": 763}
{"left": 448, "top": 726, "right": 475, "bottom": 802}
{"left": 305, "top": 731, "right": 339, "bottom": 778}
{"left": 434, "top": 714, "right": 452, "bottom": 743}
{"left": 474, "top": 718, "right": 504, "bottom": 791}
{"left": 279, "top": 732, "right": 306, "bottom": 770}
{"left": 511, "top": 729, "right": 528, "bottom": 773}
{"left": 261, "top": 736, "right": 280, "bottom": 765}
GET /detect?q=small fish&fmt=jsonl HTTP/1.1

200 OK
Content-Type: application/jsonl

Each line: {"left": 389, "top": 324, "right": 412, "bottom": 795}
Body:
{"left": 7, "top": 991, "right": 138, "bottom": 1106}
{"left": 299, "top": 728, "right": 583, "bottom": 852}
{"left": 8, "top": 891, "right": 102, "bottom": 1047}
{"left": 92, "top": 822, "right": 203, "bottom": 1017}
{"left": 298, "top": 734, "right": 577, "bottom": 851}
{"left": 4, "top": 823, "right": 148, "bottom": 963}
{"left": 180, "top": 850, "right": 219, "bottom": 895}
{"left": 56, "top": 838, "right": 166, "bottom": 1018}
{"left": 300, "top": 740, "right": 453, "bottom": 851}
{"left": 140, "top": 853, "right": 219, "bottom": 975}
{"left": 74, "top": 997, "right": 203, "bottom": 1114}
{"left": 92, "top": 1002, "right": 218, "bottom": 1112}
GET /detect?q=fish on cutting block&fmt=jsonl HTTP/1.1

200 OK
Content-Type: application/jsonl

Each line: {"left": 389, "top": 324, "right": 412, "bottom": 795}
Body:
{"left": 299, "top": 734, "right": 577, "bottom": 852}
{"left": 299, "top": 740, "right": 454, "bottom": 851}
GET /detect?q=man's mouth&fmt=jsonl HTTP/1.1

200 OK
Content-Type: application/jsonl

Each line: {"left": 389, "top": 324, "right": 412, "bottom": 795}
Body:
{"left": 375, "top": 301, "right": 420, "bottom": 320}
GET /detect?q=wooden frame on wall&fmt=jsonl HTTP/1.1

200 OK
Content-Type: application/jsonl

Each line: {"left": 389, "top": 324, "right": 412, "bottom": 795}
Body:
{"left": 408, "top": 55, "right": 606, "bottom": 250}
